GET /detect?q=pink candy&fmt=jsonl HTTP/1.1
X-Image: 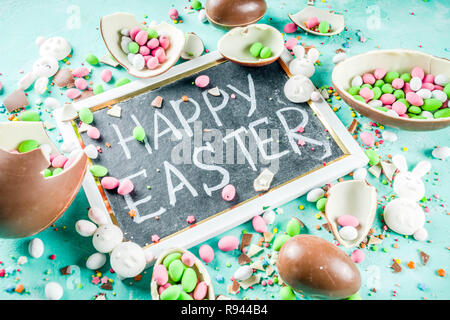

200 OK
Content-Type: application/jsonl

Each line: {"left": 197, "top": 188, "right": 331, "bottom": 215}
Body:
{"left": 285, "top": 38, "right": 297, "bottom": 50}
{"left": 75, "top": 78, "right": 87, "bottom": 90}
{"left": 101, "top": 69, "right": 112, "bottom": 83}
{"left": 158, "top": 283, "right": 171, "bottom": 295}
{"left": 423, "top": 74, "right": 434, "bottom": 83}
{"left": 392, "top": 101, "right": 407, "bottom": 115}
{"left": 118, "top": 179, "right": 134, "bottom": 195}
{"left": 135, "top": 30, "right": 148, "bottom": 46}
{"left": 154, "top": 47, "right": 166, "bottom": 64}
{"left": 52, "top": 155, "right": 68, "bottom": 168}
{"left": 129, "top": 27, "right": 141, "bottom": 40}
{"left": 72, "top": 67, "right": 89, "bottom": 78}
{"left": 359, "top": 87, "right": 374, "bottom": 101}
{"left": 411, "top": 66, "right": 424, "bottom": 80}
{"left": 380, "top": 93, "right": 396, "bottom": 105}
{"left": 147, "top": 38, "right": 160, "bottom": 50}
{"left": 360, "top": 131, "right": 375, "bottom": 146}
{"left": 193, "top": 281, "right": 208, "bottom": 300}
{"left": 306, "top": 16, "right": 319, "bottom": 29}
{"left": 87, "top": 126, "right": 101, "bottom": 139}
{"left": 406, "top": 91, "right": 424, "bottom": 106}
{"left": 168, "top": 8, "right": 179, "bottom": 20}
{"left": 337, "top": 214, "right": 360, "bottom": 227}
{"left": 101, "top": 176, "right": 120, "bottom": 190}
{"left": 153, "top": 264, "right": 168, "bottom": 286}
{"left": 351, "top": 249, "right": 365, "bottom": 263}
{"left": 283, "top": 22, "right": 297, "bottom": 33}
{"left": 159, "top": 35, "right": 170, "bottom": 50}
{"left": 362, "top": 73, "right": 375, "bottom": 85}
{"left": 252, "top": 215, "right": 268, "bottom": 233}
{"left": 198, "top": 244, "right": 214, "bottom": 263}
{"left": 373, "top": 68, "right": 386, "bottom": 80}
{"left": 194, "top": 75, "right": 210, "bottom": 88}
{"left": 391, "top": 78, "right": 404, "bottom": 90}
{"left": 218, "top": 235, "right": 239, "bottom": 252}
{"left": 421, "top": 82, "right": 434, "bottom": 91}
{"left": 146, "top": 56, "right": 159, "bottom": 70}
{"left": 139, "top": 46, "right": 150, "bottom": 56}
{"left": 181, "top": 252, "right": 195, "bottom": 267}
{"left": 403, "top": 82, "right": 413, "bottom": 94}
{"left": 63, "top": 157, "right": 76, "bottom": 169}
{"left": 66, "top": 88, "right": 81, "bottom": 99}
{"left": 221, "top": 184, "right": 236, "bottom": 201}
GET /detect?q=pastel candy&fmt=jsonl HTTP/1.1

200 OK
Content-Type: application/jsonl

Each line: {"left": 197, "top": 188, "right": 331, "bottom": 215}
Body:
{"left": 218, "top": 235, "right": 239, "bottom": 252}
{"left": 146, "top": 56, "right": 159, "bottom": 69}
{"left": 154, "top": 47, "right": 166, "bottom": 63}
{"left": 163, "top": 252, "right": 181, "bottom": 269}
{"left": 158, "top": 283, "right": 171, "bottom": 295}
{"left": 306, "top": 16, "right": 319, "bottom": 29}
{"left": 423, "top": 74, "right": 434, "bottom": 83}
{"left": 147, "top": 38, "right": 160, "bottom": 49}
{"left": 193, "top": 282, "right": 208, "bottom": 300}
{"left": 74, "top": 78, "right": 87, "bottom": 90}
{"left": 221, "top": 184, "right": 236, "bottom": 201}
{"left": 252, "top": 215, "right": 268, "bottom": 233}
{"left": 51, "top": 155, "right": 68, "bottom": 168}
{"left": 90, "top": 165, "right": 108, "bottom": 177}
{"left": 181, "top": 268, "right": 197, "bottom": 293}
{"left": 410, "top": 77, "right": 422, "bottom": 91}
{"left": 135, "top": 30, "right": 148, "bottom": 46}
{"left": 168, "top": 8, "right": 179, "bottom": 19}
{"left": 403, "top": 82, "right": 413, "bottom": 94}
{"left": 285, "top": 38, "right": 297, "bottom": 50}
{"left": 337, "top": 215, "right": 359, "bottom": 227}
{"left": 434, "top": 74, "right": 448, "bottom": 86}
{"left": 411, "top": 67, "right": 425, "bottom": 80}
{"left": 66, "top": 88, "right": 81, "bottom": 99}
{"left": 160, "top": 285, "right": 181, "bottom": 300}
{"left": 362, "top": 73, "right": 375, "bottom": 85}
{"left": 198, "top": 245, "right": 214, "bottom": 263}
{"left": 391, "top": 78, "right": 404, "bottom": 90}
{"left": 139, "top": 45, "right": 150, "bottom": 56}
{"left": 284, "top": 22, "right": 297, "bottom": 33}
{"left": 380, "top": 93, "right": 396, "bottom": 105}
{"left": 159, "top": 35, "right": 170, "bottom": 50}
{"left": 72, "top": 67, "right": 89, "bottom": 77}
{"left": 416, "top": 88, "right": 432, "bottom": 99}
{"left": 118, "top": 179, "right": 134, "bottom": 195}
{"left": 306, "top": 188, "right": 324, "bottom": 202}
{"left": 373, "top": 68, "right": 387, "bottom": 80}
{"left": 406, "top": 92, "right": 424, "bottom": 106}
{"left": 87, "top": 126, "right": 101, "bottom": 139}
{"left": 421, "top": 82, "right": 434, "bottom": 91}
{"left": 339, "top": 226, "right": 358, "bottom": 241}
{"left": 75, "top": 219, "right": 97, "bottom": 237}
{"left": 195, "top": 75, "right": 210, "bottom": 88}
{"left": 63, "top": 156, "right": 77, "bottom": 169}
{"left": 392, "top": 101, "right": 407, "bottom": 115}
{"left": 234, "top": 265, "right": 253, "bottom": 281}
{"left": 359, "top": 87, "right": 374, "bottom": 101}
{"left": 286, "top": 218, "right": 302, "bottom": 236}
{"left": 181, "top": 252, "right": 195, "bottom": 267}
{"left": 351, "top": 249, "right": 365, "bottom": 263}
{"left": 28, "top": 238, "right": 44, "bottom": 258}
{"left": 129, "top": 27, "right": 141, "bottom": 40}
{"left": 101, "top": 177, "right": 120, "bottom": 190}
{"left": 101, "top": 69, "right": 112, "bottom": 83}
{"left": 360, "top": 131, "right": 374, "bottom": 146}
{"left": 168, "top": 259, "right": 184, "bottom": 282}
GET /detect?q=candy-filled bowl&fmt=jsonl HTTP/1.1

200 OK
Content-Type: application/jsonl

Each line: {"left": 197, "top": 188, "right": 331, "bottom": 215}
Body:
{"left": 100, "top": 12, "right": 185, "bottom": 78}
{"left": 332, "top": 49, "right": 450, "bottom": 131}
{"left": 150, "top": 247, "right": 215, "bottom": 300}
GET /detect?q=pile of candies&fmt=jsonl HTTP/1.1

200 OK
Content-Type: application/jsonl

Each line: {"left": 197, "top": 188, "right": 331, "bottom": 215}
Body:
{"left": 119, "top": 26, "right": 171, "bottom": 71}
{"left": 153, "top": 251, "right": 210, "bottom": 300}
{"left": 249, "top": 42, "right": 272, "bottom": 59}
{"left": 347, "top": 67, "right": 450, "bottom": 119}
{"left": 305, "top": 16, "right": 331, "bottom": 34}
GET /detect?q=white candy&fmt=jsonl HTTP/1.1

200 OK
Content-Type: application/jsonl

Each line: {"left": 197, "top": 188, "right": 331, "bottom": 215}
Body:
{"left": 44, "top": 97, "right": 61, "bottom": 110}
{"left": 409, "top": 77, "right": 422, "bottom": 91}
{"left": 432, "top": 146, "right": 450, "bottom": 160}
{"left": 351, "top": 75, "right": 363, "bottom": 87}
{"left": 352, "top": 167, "right": 367, "bottom": 180}
{"left": 332, "top": 52, "right": 347, "bottom": 64}
{"left": 28, "top": 238, "right": 44, "bottom": 258}
{"left": 413, "top": 227, "right": 428, "bottom": 241}
{"left": 110, "top": 242, "right": 146, "bottom": 278}
{"left": 368, "top": 100, "right": 382, "bottom": 108}
{"left": 18, "top": 72, "right": 37, "bottom": 90}
{"left": 84, "top": 144, "right": 99, "bottom": 159}
{"left": 431, "top": 90, "right": 447, "bottom": 103}
{"left": 306, "top": 188, "right": 324, "bottom": 202}
{"left": 284, "top": 75, "right": 315, "bottom": 103}
{"left": 34, "top": 77, "right": 49, "bottom": 95}
{"left": 384, "top": 198, "right": 425, "bottom": 235}
{"left": 434, "top": 74, "right": 448, "bottom": 86}
{"left": 416, "top": 88, "right": 431, "bottom": 99}
{"left": 120, "top": 28, "right": 130, "bottom": 36}
{"left": 382, "top": 130, "right": 398, "bottom": 142}
{"left": 127, "top": 53, "right": 136, "bottom": 64}
{"left": 339, "top": 226, "right": 358, "bottom": 241}
{"left": 233, "top": 265, "right": 253, "bottom": 281}
{"left": 88, "top": 207, "right": 109, "bottom": 225}
{"left": 121, "top": 36, "right": 132, "bottom": 54}
{"left": 310, "top": 91, "right": 321, "bottom": 101}
{"left": 420, "top": 110, "right": 433, "bottom": 118}
{"left": 262, "top": 210, "right": 276, "bottom": 225}
{"left": 45, "top": 282, "right": 63, "bottom": 300}
{"left": 39, "top": 36, "right": 71, "bottom": 61}
{"left": 32, "top": 56, "right": 59, "bottom": 78}
{"left": 75, "top": 219, "right": 97, "bottom": 237}
{"left": 60, "top": 139, "right": 77, "bottom": 154}
{"left": 86, "top": 252, "right": 107, "bottom": 270}
{"left": 132, "top": 54, "right": 145, "bottom": 70}
{"left": 198, "top": 9, "right": 207, "bottom": 23}
{"left": 92, "top": 224, "right": 123, "bottom": 253}
{"left": 386, "top": 109, "right": 399, "bottom": 117}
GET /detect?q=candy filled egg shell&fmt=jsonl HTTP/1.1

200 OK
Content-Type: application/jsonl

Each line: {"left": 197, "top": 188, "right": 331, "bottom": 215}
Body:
{"left": 92, "top": 224, "right": 123, "bottom": 253}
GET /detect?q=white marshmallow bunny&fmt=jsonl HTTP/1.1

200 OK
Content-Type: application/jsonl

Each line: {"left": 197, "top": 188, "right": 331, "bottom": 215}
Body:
{"left": 284, "top": 45, "right": 322, "bottom": 103}
{"left": 383, "top": 154, "right": 431, "bottom": 241}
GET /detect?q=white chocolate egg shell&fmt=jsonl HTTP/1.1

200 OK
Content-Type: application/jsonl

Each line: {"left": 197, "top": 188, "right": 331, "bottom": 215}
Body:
{"left": 289, "top": 6, "right": 345, "bottom": 36}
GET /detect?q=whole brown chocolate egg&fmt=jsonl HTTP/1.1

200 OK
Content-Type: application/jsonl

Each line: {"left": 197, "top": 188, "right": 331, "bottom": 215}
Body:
{"left": 277, "top": 234, "right": 361, "bottom": 299}
{"left": 205, "top": 0, "right": 267, "bottom": 28}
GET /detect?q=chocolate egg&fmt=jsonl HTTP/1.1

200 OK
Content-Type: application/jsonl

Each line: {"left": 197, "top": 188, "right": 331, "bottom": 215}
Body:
{"left": 205, "top": 0, "right": 267, "bottom": 28}
{"left": 277, "top": 235, "right": 361, "bottom": 299}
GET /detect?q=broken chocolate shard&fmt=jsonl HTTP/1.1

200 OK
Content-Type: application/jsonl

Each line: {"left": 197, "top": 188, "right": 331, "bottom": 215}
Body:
{"left": 240, "top": 233, "right": 253, "bottom": 251}
{"left": 322, "top": 222, "right": 332, "bottom": 233}
{"left": 74, "top": 90, "right": 94, "bottom": 102}
{"left": 238, "top": 253, "right": 252, "bottom": 265}
{"left": 419, "top": 251, "right": 430, "bottom": 265}
{"left": 348, "top": 119, "right": 359, "bottom": 134}
{"left": 60, "top": 265, "right": 72, "bottom": 275}
{"left": 151, "top": 96, "right": 163, "bottom": 108}
{"left": 231, "top": 280, "right": 240, "bottom": 293}
{"left": 3, "top": 89, "right": 29, "bottom": 112}
{"left": 100, "top": 282, "right": 113, "bottom": 290}
{"left": 253, "top": 168, "right": 274, "bottom": 192}
{"left": 53, "top": 68, "right": 75, "bottom": 88}
{"left": 391, "top": 261, "right": 402, "bottom": 273}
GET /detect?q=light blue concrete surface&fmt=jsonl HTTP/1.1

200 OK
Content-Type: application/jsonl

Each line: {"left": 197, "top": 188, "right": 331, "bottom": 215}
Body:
{"left": 0, "top": 0, "right": 449, "bottom": 300}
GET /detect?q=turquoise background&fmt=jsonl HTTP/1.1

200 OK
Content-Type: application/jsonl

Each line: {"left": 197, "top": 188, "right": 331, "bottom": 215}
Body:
{"left": 0, "top": 0, "right": 449, "bottom": 300}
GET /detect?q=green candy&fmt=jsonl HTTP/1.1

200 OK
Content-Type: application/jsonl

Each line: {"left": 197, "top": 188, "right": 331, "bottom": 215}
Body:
{"left": 434, "top": 108, "right": 450, "bottom": 119}
{"left": 384, "top": 71, "right": 399, "bottom": 83}
{"left": 372, "top": 87, "right": 382, "bottom": 100}
{"left": 146, "top": 28, "right": 159, "bottom": 39}
{"left": 89, "top": 165, "right": 108, "bottom": 177}
{"left": 375, "top": 106, "right": 388, "bottom": 112}
{"left": 53, "top": 168, "right": 64, "bottom": 175}
{"left": 374, "top": 79, "right": 385, "bottom": 88}
{"left": 273, "top": 235, "right": 291, "bottom": 251}
{"left": 19, "top": 110, "right": 40, "bottom": 122}
{"left": 381, "top": 83, "right": 393, "bottom": 94}
{"left": 128, "top": 41, "right": 139, "bottom": 54}
{"left": 163, "top": 252, "right": 181, "bottom": 269}
{"left": 178, "top": 291, "right": 194, "bottom": 300}
{"left": 85, "top": 54, "right": 99, "bottom": 65}
{"left": 249, "top": 42, "right": 263, "bottom": 58}
{"left": 168, "top": 259, "right": 184, "bottom": 282}
{"left": 191, "top": 0, "right": 202, "bottom": 10}
{"left": 286, "top": 218, "right": 302, "bottom": 237}
{"left": 347, "top": 86, "right": 360, "bottom": 95}
{"left": 346, "top": 292, "right": 362, "bottom": 300}
{"left": 114, "top": 77, "right": 131, "bottom": 88}
{"left": 93, "top": 84, "right": 104, "bottom": 95}
{"left": 397, "top": 98, "right": 410, "bottom": 108}
{"left": 43, "top": 169, "right": 53, "bottom": 177}
{"left": 400, "top": 73, "right": 411, "bottom": 83}
{"left": 422, "top": 98, "right": 442, "bottom": 111}
{"left": 181, "top": 268, "right": 197, "bottom": 293}
{"left": 160, "top": 285, "right": 181, "bottom": 300}
{"left": 410, "top": 115, "right": 427, "bottom": 119}
{"left": 444, "top": 83, "right": 450, "bottom": 99}
{"left": 353, "top": 95, "right": 365, "bottom": 102}
{"left": 78, "top": 107, "right": 94, "bottom": 124}
{"left": 316, "top": 198, "right": 327, "bottom": 212}
{"left": 17, "top": 139, "right": 39, "bottom": 153}
{"left": 361, "top": 84, "right": 372, "bottom": 89}
{"left": 365, "top": 149, "right": 380, "bottom": 166}
{"left": 133, "top": 126, "right": 146, "bottom": 142}
{"left": 408, "top": 106, "right": 422, "bottom": 114}
{"left": 259, "top": 47, "right": 272, "bottom": 59}
{"left": 393, "top": 89, "right": 405, "bottom": 99}
{"left": 280, "top": 286, "right": 296, "bottom": 300}
{"left": 318, "top": 21, "right": 330, "bottom": 34}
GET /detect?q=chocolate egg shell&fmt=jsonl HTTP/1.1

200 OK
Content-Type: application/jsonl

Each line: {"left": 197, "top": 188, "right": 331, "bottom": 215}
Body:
{"left": 205, "top": 0, "right": 267, "bottom": 28}
{"left": 277, "top": 234, "right": 361, "bottom": 299}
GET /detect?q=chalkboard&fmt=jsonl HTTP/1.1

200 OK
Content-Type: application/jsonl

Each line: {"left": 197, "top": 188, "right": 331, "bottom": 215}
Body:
{"left": 76, "top": 60, "right": 345, "bottom": 247}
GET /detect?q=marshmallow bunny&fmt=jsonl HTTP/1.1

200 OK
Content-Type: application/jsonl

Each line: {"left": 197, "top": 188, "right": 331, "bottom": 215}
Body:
{"left": 284, "top": 45, "right": 322, "bottom": 103}
{"left": 76, "top": 207, "right": 154, "bottom": 279}
{"left": 383, "top": 155, "right": 431, "bottom": 241}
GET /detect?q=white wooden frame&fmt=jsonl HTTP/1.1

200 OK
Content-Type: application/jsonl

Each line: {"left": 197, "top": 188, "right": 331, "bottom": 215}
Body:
{"left": 54, "top": 50, "right": 367, "bottom": 264}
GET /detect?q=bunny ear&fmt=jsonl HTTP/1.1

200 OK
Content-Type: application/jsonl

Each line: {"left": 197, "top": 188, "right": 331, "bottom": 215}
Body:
{"left": 392, "top": 154, "right": 408, "bottom": 172}
{"left": 412, "top": 160, "right": 431, "bottom": 178}
{"left": 306, "top": 48, "right": 319, "bottom": 63}
{"left": 292, "top": 45, "right": 305, "bottom": 59}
